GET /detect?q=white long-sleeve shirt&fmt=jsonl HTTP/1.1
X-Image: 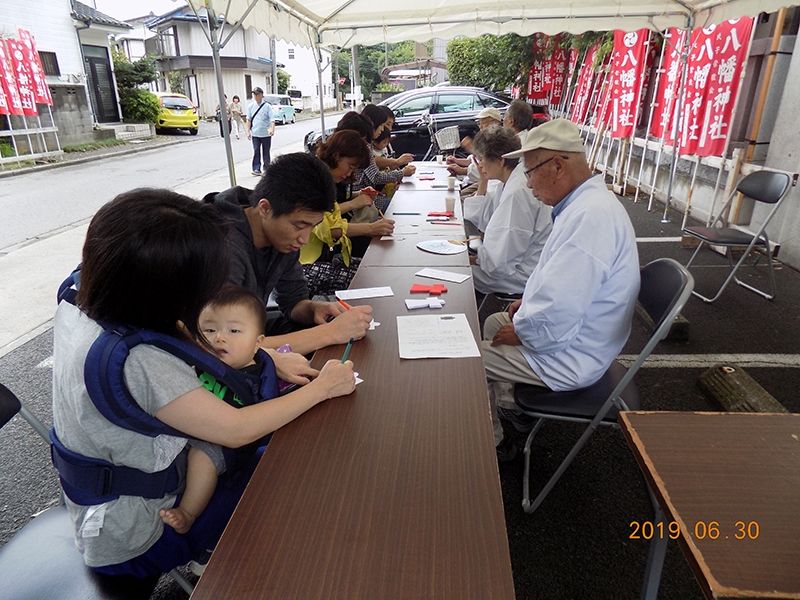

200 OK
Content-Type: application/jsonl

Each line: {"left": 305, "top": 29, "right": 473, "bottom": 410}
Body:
{"left": 472, "top": 164, "right": 552, "bottom": 295}
{"left": 513, "top": 175, "right": 640, "bottom": 391}
{"left": 463, "top": 178, "right": 503, "bottom": 232}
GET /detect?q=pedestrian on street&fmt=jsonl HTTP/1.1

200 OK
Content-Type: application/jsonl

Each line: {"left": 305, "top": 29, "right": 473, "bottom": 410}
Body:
{"left": 215, "top": 94, "right": 231, "bottom": 138}
{"left": 230, "top": 95, "right": 244, "bottom": 139}
{"left": 246, "top": 87, "right": 275, "bottom": 176}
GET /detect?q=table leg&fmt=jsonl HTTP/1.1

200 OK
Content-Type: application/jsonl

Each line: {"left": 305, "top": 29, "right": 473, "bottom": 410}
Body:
{"left": 640, "top": 493, "right": 668, "bottom": 600}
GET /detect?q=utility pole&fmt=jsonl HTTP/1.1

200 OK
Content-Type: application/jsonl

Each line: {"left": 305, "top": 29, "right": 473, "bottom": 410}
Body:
{"left": 270, "top": 36, "right": 277, "bottom": 93}
{"left": 352, "top": 44, "right": 360, "bottom": 107}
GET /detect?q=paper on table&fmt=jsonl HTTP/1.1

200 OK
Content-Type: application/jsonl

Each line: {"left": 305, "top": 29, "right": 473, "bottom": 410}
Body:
{"left": 397, "top": 314, "right": 481, "bottom": 359}
{"left": 336, "top": 286, "right": 393, "bottom": 300}
{"left": 380, "top": 235, "right": 406, "bottom": 241}
{"left": 416, "top": 239, "right": 467, "bottom": 255}
{"left": 405, "top": 297, "right": 446, "bottom": 310}
{"left": 415, "top": 268, "right": 471, "bottom": 284}
{"left": 369, "top": 320, "right": 380, "bottom": 330}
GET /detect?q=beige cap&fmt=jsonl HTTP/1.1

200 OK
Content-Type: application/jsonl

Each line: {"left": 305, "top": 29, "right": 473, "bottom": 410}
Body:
{"left": 503, "top": 119, "right": 585, "bottom": 158}
{"left": 476, "top": 107, "right": 502, "bottom": 122}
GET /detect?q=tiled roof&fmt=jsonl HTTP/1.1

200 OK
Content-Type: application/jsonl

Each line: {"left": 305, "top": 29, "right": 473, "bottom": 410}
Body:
{"left": 71, "top": 1, "right": 133, "bottom": 29}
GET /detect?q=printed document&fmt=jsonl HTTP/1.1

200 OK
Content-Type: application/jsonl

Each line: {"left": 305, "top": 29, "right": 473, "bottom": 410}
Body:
{"left": 397, "top": 314, "right": 481, "bottom": 359}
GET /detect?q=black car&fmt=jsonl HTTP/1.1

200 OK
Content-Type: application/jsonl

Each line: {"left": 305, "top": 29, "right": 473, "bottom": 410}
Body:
{"left": 304, "top": 86, "right": 511, "bottom": 160}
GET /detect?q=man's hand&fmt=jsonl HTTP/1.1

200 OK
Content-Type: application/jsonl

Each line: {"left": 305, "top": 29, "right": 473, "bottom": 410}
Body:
{"left": 401, "top": 164, "right": 416, "bottom": 177}
{"left": 507, "top": 299, "right": 522, "bottom": 321}
{"left": 327, "top": 305, "right": 373, "bottom": 343}
{"left": 266, "top": 349, "right": 319, "bottom": 385}
{"left": 310, "top": 300, "right": 346, "bottom": 325}
{"left": 315, "top": 359, "right": 356, "bottom": 399}
{"left": 469, "top": 254, "right": 478, "bottom": 266}
{"left": 398, "top": 153, "right": 414, "bottom": 165}
{"left": 491, "top": 323, "right": 522, "bottom": 347}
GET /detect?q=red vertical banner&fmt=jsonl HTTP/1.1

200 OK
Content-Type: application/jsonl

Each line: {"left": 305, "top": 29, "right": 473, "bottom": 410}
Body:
{"left": 18, "top": 28, "right": 53, "bottom": 105}
{"left": 608, "top": 29, "right": 651, "bottom": 138}
{"left": 569, "top": 43, "right": 600, "bottom": 123}
{"left": 549, "top": 46, "right": 569, "bottom": 106}
{"left": 694, "top": 17, "right": 753, "bottom": 156}
{"left": 6, "top": 38, "right": 38, "bottom": 116}
{"left": 649, "top": 28, "right": 688, "bottom": 141}
{"left": 527, "top": 35, "right": 549, "bottom": 101}
{"left": 0, "top": 39, "right": 24, "bottom": 116}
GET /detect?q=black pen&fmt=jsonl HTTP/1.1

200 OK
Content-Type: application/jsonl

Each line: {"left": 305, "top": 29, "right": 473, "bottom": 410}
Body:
{"left": 341, "top": 338, "right": 354, "bottom": 363}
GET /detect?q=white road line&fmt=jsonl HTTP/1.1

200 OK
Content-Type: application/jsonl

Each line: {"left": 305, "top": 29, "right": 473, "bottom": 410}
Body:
{"left": 635, "top": 237, "right": 683, "bottom": 243}
{"left": 36, "top": 356, "right": 53, "bottom": 369}
{"left": 618, "top": 354, "right": 800, "bottom": 368}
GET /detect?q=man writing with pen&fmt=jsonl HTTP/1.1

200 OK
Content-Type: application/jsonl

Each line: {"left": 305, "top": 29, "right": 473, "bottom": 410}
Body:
{"left": 204, "top": 152, "right": 373, "bottom": 389}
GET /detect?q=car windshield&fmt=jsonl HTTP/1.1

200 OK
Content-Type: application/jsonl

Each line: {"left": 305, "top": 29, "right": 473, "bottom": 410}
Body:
{"left": 161, "top": 97, "right": 192, "bottom": 110}
{"left": 392, "top": 94, "right": 434, "bottom": 118}
{"left": 264, "top": 95, "right": 283, "bottom": 105}
{"left": 434, "top": 94, "right": 476, "bottom": 113}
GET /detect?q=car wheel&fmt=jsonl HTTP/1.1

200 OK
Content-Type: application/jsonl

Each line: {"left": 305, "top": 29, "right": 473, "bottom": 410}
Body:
{"left": 282, "top": 115, "right": 288, "bottom": 125}
{"left": 291, "top": 114, "right": 296, "bottom": 124}
{"left": 190, "top": 128, "right": 198, "bottom": 136}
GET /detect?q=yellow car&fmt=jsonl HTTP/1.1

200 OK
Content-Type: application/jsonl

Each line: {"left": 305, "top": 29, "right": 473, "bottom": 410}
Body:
{"left": 153, "top": 92, "right": 199, "bottom": 135}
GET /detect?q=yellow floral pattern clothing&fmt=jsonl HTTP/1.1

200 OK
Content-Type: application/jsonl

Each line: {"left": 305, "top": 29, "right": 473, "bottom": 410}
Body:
{"left": 300, "top": 202, "right": 352, "bottom": 266}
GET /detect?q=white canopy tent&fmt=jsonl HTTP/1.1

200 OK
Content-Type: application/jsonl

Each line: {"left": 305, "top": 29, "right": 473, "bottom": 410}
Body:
{"left": 186, "top": 0, "right": 794, "bottom": 185}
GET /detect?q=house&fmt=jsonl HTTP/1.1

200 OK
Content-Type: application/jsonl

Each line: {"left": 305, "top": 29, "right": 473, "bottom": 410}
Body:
{"left": 143, "top": 5, "right": 270, "bottom": 118}
{"left": 0, "top": 0, "right": 131, "bottom": 151}
{"left": 274, "top": 41, "right": 335, "bottom": 112}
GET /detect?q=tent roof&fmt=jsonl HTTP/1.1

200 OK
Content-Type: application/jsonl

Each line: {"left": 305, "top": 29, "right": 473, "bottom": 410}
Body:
{"left": 201, "top": 0, "right": 794, "bottom": 48}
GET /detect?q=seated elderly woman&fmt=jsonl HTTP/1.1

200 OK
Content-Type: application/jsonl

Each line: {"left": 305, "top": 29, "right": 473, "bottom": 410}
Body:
{"left": 466, "top": 125, "right": 553, "bottom": 296}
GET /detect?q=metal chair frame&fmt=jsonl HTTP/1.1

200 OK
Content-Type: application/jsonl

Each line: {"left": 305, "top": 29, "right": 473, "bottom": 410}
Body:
{"left": 683, "top": 170, "right": 793, "bottom": 303}
{"left": 513, "top": 258, "right": 694, "bottom": 515}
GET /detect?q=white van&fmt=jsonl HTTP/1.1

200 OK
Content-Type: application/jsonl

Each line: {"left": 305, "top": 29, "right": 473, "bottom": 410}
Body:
{"left": 287, "top": 89, "right": 303, "bottom": 112}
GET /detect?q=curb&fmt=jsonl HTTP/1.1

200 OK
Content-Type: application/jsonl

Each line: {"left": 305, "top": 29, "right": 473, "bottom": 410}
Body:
{"left": 0, "top": 133, "right": 216, "bottom": 179}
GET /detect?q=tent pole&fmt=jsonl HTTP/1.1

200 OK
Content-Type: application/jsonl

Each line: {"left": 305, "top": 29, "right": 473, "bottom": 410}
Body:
{"left": 661, "top": 12, "right": 694, "bottom": 223}
{"left": 634, "top": 32, "right": 667, "bottom": 202}
{"left": 315, "top": 30, "right": 327, "bottom": 142}
{"left": 207, "top": 4, "right": 236, "bottom": 186}
{"left": 624, "top": 32, "right": 652, "bottom": 196}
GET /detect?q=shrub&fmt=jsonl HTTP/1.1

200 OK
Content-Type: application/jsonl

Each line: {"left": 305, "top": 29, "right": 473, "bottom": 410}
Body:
{"left": 119, "top": 88, "right": 160, "bottom": 124}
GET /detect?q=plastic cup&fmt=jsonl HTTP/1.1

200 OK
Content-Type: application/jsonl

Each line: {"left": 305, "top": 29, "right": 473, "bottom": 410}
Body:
{"left": 447, "top": 176, "right": 456, "bottom": 191}
{"left": 436, "top": 155, "right": 443, "bottom": 164}
{"left": 445, "top": 196, "right": 455, "bottom": 212}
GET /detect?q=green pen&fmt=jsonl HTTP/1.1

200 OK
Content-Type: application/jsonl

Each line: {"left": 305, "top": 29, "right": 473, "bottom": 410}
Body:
{"left": 341, "top": 337, "right": 355, "bottom": 363}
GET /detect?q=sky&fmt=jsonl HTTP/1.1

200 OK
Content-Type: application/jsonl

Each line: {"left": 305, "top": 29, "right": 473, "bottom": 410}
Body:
{"left": 92, "top": 0, "right": 186, "bottom": 21}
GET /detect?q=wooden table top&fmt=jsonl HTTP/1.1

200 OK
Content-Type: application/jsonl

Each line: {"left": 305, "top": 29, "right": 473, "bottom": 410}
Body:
{"left": 619, "top": 411, "right": 800, "bottom": 600}
{"left": 191, "top": 265, "right": 514, "bottom": 599}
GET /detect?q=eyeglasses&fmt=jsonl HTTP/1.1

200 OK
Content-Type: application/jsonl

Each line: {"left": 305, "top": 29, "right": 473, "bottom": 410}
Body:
{"left": 523, "top": 155, "right": 568, "bottom": 179}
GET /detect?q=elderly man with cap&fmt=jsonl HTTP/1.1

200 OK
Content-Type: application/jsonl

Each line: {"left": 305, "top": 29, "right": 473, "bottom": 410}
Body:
{"left": 481, "top": 119, "right": 640, "bottom": 461}
{"left": 447, "top": 107, "right": 505, "bottom": 196}
{"left": 246, "top": 87, "right": 275, "bottom": 176}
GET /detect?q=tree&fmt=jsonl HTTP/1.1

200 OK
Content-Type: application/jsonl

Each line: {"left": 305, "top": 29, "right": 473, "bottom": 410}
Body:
{"left": 277, "top": 69, "right": 290, "bottom": 94}
{"left": 446, "top": 34, "right": 534, "bottom": 93}
{"left": 335, "top": 41, "right": 415, "bottom": 100}
{"left": 112, "top": 49, "right": 161, "bottom": 123}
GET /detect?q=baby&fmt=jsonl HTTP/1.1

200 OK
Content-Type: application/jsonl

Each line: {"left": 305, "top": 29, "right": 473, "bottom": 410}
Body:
{"left": 159, "top": 286, "right": 267, "bottom": 534}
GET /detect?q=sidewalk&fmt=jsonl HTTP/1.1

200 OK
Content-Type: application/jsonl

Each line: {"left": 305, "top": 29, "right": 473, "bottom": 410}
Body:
{"left": 0, "top": 131, "right": 307, "bottom": 358}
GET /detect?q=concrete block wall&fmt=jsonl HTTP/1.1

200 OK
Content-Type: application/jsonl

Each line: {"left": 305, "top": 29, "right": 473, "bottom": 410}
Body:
{"left": 49, "top": 83, "right": 96, "bottom": 147}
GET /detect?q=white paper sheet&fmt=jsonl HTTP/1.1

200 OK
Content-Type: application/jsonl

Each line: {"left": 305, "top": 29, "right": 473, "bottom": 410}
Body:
{"left": 380, "top": 235, "right": 407, "bottom": 241}
{"left": 415, "top": 268, "right": 471, "bottom": 284}
{"left": 396, "top": 314, "right": 481, "bottom": 359}
{"left": 336, "top": 287, "right": 394, "bottom": 300}
{"left": 405, "top": 297, "right": 446, "bottom": 310}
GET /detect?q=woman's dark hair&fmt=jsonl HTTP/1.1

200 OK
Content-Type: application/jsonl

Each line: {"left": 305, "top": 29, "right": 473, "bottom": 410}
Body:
{"left": 472, "top": 124, "right": 521, "bottom": 169}
{"left": 252, "top": 152, "right": 335, "bottom": 216}
{"left": 373, "top": 127, "right": 391, "bottom": 144}
{"left": 317, "top": 130, "right": 371, "bottom": 172}
{"left": 334, "top": 111, "right": 374, "bottom": 141}
{"left": 77, "top": 188, "right": 231, "bottom": 341}
{"left": 378, "top": 105, "right": 395, "bottom": 124}
{"left": 206, "top": 285, "right": 267, "bottom": 334}
{"left": 232, "top": 95, "right": 240, "bottom": 102}
{"left": 360, "top": 104, "right": 387, "bottom": 131}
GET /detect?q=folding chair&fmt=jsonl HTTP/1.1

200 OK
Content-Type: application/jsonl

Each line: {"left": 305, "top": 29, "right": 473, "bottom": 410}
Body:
{"left": 683, "top": 169, "right": 792, "bottom": 303}
{"left": 513, "top": 258, "right": 694, "bottom": 514}
{"left": 0, "top": 382, "right": 193, "bottom": 599}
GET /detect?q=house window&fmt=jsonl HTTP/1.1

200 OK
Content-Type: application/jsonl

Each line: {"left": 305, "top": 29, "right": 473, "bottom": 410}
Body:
{"left": 288, "top": 48, "right": 294, "bottom": 59}
{"left": 158, "top": 26, "right": 179, "bottom": 57}
{"left": 39, "top": 51, "right": 60, "bottom": 76}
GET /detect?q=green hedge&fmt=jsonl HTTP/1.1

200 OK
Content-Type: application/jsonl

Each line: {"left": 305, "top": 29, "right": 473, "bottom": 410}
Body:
{"left": 119, "top": 88, "right": 160, "bottom": 124}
